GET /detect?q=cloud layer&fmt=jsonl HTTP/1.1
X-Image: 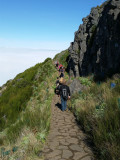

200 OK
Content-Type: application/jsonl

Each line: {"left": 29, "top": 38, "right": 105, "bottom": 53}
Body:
{"left": 0, "top": 48, "right": 60, "bottom": 86}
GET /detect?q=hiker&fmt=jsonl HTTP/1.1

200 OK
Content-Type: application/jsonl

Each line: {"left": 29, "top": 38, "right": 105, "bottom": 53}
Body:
{"left": 56, "top": 77, "right": 60, "bottom": 87}
{"left": 55, "top": 77, "right": 62, "bottom": 96}
{"left": 59, "top": 66, "right": 64, "bottom": 78}
{"left": 58, "top": 64, "right": 63, "bottom": 70}
{"left": 54, "top": 61, "right": 59, "bottom": 69}
{"left": 59, "top": 78, "right": 70, "bottom": 111}
{"left": 54, "top": 61, "right": 58, "bottom": 66}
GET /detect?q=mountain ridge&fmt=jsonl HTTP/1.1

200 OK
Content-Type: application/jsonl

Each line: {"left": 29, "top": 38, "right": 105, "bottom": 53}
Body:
{"left": 67, "top": 0, "right": 120, "bottom": 78}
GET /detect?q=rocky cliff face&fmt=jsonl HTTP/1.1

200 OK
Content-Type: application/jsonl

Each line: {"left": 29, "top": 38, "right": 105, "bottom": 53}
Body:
{"left": 68, "top": 0, "right": 120, "bottom": 78}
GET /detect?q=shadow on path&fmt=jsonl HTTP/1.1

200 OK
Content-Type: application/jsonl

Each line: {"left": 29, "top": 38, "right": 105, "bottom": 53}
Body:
{"left": 55, "top": 102, "right": 62, "bottom": 111}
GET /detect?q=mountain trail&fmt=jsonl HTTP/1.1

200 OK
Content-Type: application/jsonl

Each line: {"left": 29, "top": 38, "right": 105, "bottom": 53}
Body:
{"left": 42, "top": 95, "right": 94, "bottom": 160}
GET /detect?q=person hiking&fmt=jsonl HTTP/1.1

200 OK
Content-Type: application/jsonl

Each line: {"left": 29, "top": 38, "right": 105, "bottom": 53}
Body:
{"left": 59, "top": 66, "right": 64, "bottom": 78}
{"left": 54, "top": 61, "right": 59, "bottom": 69}
{"left": 58, "top": 64, "right": 63, "bottom": 71}
{"left": 59, "top": 78, "right": 70, "bottom": 111}
{"left": 55, "top": 77, "right": 62, "bottom": 96}
{"left": 56, "top": 77, "right": 60, "bottom": 87}
{"left": 56, "top": 61, "right": 59, "bottom": 69}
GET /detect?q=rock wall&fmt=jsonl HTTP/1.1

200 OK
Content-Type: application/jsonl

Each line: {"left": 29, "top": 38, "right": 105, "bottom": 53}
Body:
{"left": 68, "top": 0, "right": 120, "bottom": 77}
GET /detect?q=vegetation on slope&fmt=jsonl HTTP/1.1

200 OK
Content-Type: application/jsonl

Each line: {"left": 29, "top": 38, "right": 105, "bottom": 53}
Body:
{"left": 53, "top": 49, "right": 69, "bottom": 68}
{"left": 68, "top": 75, "right": 120, "bottom": 160}
{"left": 0, "top": 58, "right": 57, "bottom": 160}
{"left": 0, "top": 63, "right": 40, "bottom": 131}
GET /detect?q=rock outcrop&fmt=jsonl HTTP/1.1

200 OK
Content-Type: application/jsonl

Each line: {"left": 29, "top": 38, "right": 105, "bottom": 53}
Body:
{"left": 68, "top": 0, "right": 120, "bottom": 78}
{"left": 69, "top": 79, "right": 86, "bottom": 96}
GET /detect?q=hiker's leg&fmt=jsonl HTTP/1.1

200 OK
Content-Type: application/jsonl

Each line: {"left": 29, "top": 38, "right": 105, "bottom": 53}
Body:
{"left": 63, "top": 99, "right": 67, "bottom": 111}
{"left": 63, "top": 99, "right": 66, "bottom": 111}
{"left": 64, "top": 100, "right": 67, "bottom": 110}
{"left": 61, "top": 96, "right": 64, "bottom": 111}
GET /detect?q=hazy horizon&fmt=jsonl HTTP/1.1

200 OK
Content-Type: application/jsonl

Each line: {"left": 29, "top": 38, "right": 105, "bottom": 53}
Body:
{"left": 0, "top": 48, "right": 61, "bottom": 86}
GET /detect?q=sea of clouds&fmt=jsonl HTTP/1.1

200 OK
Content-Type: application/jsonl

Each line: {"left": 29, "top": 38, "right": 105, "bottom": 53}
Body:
{"left": 0, "top": 48, "right": 60, "bottom": 86}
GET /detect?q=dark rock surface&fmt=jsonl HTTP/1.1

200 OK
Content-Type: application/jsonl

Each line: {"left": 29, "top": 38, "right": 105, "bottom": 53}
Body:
{"left": 68, "top": 0, "right": 120, "bottom": 78}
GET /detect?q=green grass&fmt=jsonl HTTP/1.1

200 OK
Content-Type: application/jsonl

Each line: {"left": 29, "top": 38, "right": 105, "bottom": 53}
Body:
{"left": 68, "top": 76, "right": 120, "bottom": 160}
{"left": 0, "top": 58, "right": 58, "bottom": 159}
{"left": 78, "top": 77, "right": 92, "bottom": 86}
{"left": 53, "top": 49, "right": 69, "bottom": 68}
{"left": 0, "top": 63, "right": 41, "bottom": 131}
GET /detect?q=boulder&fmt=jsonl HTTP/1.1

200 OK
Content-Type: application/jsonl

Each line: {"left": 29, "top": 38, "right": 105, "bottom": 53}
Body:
{"left": 69, "top": 79, "right": 86, "bottom": 96}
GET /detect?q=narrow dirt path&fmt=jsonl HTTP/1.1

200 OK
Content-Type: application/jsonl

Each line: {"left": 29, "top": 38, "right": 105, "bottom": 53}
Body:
{"left": 42, "top": 95, "right": 94, "bottom": 160}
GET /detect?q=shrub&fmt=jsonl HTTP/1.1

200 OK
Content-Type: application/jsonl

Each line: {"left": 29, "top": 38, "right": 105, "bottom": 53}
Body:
{"left": 78, "top": 77, "right": 92, "bottom": 86}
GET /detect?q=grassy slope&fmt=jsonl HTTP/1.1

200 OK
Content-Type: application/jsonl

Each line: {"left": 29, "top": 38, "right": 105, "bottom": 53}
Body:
{"left": 0, "top": 58, "right": 58, "bottom": 160}
{"left": 68, "top": 76, "right": 120, "bottom": 160}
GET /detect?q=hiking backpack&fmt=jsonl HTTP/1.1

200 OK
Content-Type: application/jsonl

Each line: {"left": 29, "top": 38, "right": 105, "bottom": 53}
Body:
{"left": 55, "top": 85, "right": 61, "bottom": 95}
{"left": 61, "top": 85, "right": 68, "bottom": 100}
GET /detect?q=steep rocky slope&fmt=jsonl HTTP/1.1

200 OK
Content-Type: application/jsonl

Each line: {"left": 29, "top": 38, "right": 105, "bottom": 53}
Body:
{"left": 68, "top": 0, "right": 120, "bottom": 78}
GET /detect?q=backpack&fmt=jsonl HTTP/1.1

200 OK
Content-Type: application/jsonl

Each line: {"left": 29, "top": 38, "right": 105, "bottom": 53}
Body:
{"left": 55, "top": 85, "right": 61, "bottom": 95}
{"left": 61, "top": 85, "right": 68, "bottom": 100}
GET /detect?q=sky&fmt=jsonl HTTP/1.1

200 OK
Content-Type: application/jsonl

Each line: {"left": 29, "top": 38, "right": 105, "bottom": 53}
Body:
{"left": 0, "top": 0, "right": 106, "bottom": 86}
